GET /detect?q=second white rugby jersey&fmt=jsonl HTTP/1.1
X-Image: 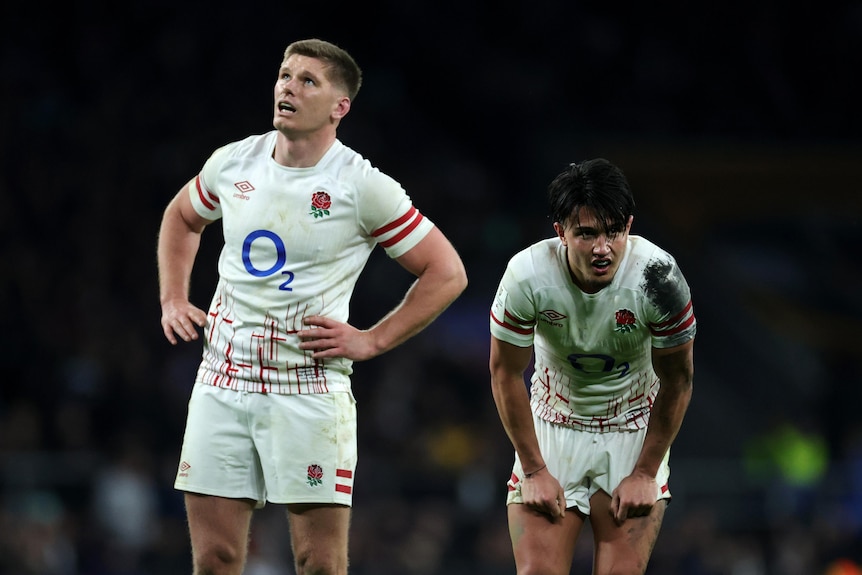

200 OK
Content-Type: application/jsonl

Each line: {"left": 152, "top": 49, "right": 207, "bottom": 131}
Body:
{"left": 490, "top": 235, "right": 696, "bottom": 431}
{"left": 189, "top": 131, "right": 434, "bottom": 394}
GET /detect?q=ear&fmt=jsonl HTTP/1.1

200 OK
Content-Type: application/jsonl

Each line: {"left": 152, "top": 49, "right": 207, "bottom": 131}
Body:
{"left": 625, "top": 215, "right": 634, "bottom": 233}
{"left": 553, "top": 222, "right": 566, "bottom": 245}
{"left": 332, "top": 96, "right": 351, "bottom": 121}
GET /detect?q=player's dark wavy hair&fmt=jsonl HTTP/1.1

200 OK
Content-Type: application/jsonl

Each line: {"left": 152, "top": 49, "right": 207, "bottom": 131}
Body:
{"left": 283, "top": 38, "right": 363, "bottom": 100}
{"left": 548, "top": 158, "right": 635, "bottom": 234}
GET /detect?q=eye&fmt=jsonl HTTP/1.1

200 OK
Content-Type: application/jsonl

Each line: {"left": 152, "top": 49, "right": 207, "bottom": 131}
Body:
{"left": 607, "top": 225, "right": 626, "bottom": 238}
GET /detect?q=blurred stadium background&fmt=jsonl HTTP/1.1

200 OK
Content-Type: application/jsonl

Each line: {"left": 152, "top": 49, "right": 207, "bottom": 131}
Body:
{"left": 2, "top": 1, "right": 861, "bottom": 573}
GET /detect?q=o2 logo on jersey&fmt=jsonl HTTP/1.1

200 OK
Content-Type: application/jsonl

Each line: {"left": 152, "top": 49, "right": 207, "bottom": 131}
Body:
{"left": 241, "top": 230, "right": 295, "bottom": 291}
{"left": 567, "top": 353, "right": 630, "bottom": 378}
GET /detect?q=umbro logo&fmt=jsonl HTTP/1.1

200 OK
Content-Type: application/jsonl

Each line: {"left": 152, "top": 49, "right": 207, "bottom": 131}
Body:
{"left": 539, "top": 309, "right": 566, "bottom": 327}
{"left": 178, "top": 461, "right": 191, "bottom": 478}
{"left": 540, "top": 310, "right": 567, "bottom": 321}
{"left": 233, "top": 181, "right": 255, "bottom": 200}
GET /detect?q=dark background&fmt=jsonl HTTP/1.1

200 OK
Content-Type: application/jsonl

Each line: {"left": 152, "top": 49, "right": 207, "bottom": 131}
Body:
{"left": 2, "top": 1, "right": 861, "bottom": 573}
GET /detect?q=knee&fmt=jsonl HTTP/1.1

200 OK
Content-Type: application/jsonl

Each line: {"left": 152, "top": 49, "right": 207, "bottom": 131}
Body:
{"left": 192, "top": 541, "right": 246, "bottom": 575}
{"left": 516, "top": 561, "right": 570, "bottom": 575}
{"left": 293, "top": 548, "right": 348, "bottom": 575}
{"left": 601, "top": 558, "right": 649, "bottom": 575}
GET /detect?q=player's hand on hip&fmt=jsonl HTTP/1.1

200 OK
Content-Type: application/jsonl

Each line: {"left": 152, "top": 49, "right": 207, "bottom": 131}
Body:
{"left": 522, "top": 469, "right": 566, "bottom": 519}
{"left": 610, "top": 470, "right": 657, "bottom": 524}
{"left": 160, "top": 300, "right": 207, "bottom": 345}
{"left": 298, "top": 315, "right": 377, "bottom": 361}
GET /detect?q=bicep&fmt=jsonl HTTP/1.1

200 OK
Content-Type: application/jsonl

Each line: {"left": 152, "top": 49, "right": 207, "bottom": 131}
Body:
{"left": 490, "top": 336, "right": 534, "bottom": 381}
{"left": 651, "top": 338, "right": 694, "bottom": 390}
{"left": 168, "top": 178, "right": 213, "bottom": 233}
{"left": 394, "top": 226, "right": 463, "bottom": 278}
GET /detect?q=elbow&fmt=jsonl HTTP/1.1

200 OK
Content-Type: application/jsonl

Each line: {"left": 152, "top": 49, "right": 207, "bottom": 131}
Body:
{"left": 455, "top": 264, "right": 468, "bottom": 295}
{"left": 445, "top": 259, "right": 468, "bottom": 300}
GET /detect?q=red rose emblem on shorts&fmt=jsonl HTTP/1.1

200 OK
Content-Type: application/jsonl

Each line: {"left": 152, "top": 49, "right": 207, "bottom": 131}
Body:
{"left": 307, "top": 464, "right": 324, "bottom": 487}
{"left": 309, "top": 191, "right": 332, "bottom": 218}
{"left": 614, "top": 309, "right": 637, "bottom": 333}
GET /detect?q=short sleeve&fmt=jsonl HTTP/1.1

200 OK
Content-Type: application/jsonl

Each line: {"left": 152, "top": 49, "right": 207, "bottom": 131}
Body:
{"left": 489, "top": 254, "right": 537, "bottom": 347}
{"left": 188, "top": 143, "right": 236, "bottom": 221}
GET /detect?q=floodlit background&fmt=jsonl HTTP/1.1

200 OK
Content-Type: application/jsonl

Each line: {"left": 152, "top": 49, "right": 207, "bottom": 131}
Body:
{"left": 2, "top": 1, "right": 861, "bottom": 573}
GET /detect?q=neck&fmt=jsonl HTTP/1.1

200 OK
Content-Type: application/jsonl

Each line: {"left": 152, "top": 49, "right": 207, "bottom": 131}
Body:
{"left": 272, "top": 129, "right": 337, "bottom": 168}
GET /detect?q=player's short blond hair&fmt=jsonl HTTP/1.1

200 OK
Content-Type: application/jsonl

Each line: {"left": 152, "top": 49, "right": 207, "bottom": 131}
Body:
{"left": 283, "top": 39, "right": 363, "bottom": 100}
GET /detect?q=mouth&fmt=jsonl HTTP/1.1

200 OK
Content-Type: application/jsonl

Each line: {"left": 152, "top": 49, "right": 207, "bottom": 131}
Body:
{"left": 592, "top": 259, "right": 611, "bottom": 273}
{"left": 277, "top": 102, "right": 296, "bottom": 114}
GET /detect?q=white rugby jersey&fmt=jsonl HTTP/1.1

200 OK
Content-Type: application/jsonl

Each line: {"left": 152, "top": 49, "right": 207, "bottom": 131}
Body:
{"left": 490, "top": 235, "right": 696, "bottom": 431}
{"left": 188, "top": 131, "right": 434, "bottom": 394}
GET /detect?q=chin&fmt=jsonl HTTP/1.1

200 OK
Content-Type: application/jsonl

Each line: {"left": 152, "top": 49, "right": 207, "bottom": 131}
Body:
{"left": 584, "top": 275, "right": 613, "bottom": 292}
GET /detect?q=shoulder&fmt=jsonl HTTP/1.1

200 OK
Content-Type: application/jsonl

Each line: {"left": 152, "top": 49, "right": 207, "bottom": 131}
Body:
{"left": 624, "top": 235, "right": 692, "bottom": 314}
{"left": 326, "top": 141, "right": 400, "bottom": 189}
{"left": 207, "top": 131, "right": 275, "bottom": 165}
{"left": 623, "top": 236, "right": 684, "bottom": 278}
{"left": 505, "top": 238, "right": 566, "bottom": 284}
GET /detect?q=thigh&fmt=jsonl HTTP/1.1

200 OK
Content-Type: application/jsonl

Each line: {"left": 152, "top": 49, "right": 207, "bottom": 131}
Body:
{"left": 592, "top": 429, "right": 672, "bottom": 504}
{"left": 287, "top": 503, "right": 351, "bottom": 574}
{"left": 590, "top": 491, "right": 666, "bottom": 575}
{"left": 507, "top": 416, "right": 595, "bottom": 515}
{"left": 508, "top": 501, "right": 587, "bottom": 575}
{"left": 252, "top": 392, "right": 358, "bottom": 506}
{"left": 185, "top": 493, "right": 255, "bottom": 567}
{"left": 176, "top": 384, "right": 265, "bottom": 504}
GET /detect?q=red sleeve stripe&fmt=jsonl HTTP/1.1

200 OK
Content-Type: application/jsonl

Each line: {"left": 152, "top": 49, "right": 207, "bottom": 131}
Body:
{"left": 490, "top": 310, "right": 534, "bottom": 335}
{"left": 649, "top": 313, "right": 696, "bottom": 337}
{"left": 651, "top": 301, "right": 692, "bottom": 329}
{"left": 504, "top": 310, "right": 533, "bottom": 327}
{"left": 195, "top": 176, "right": 219, "bottom": 211}
{"left": 372, "top": 206, "right": 418, "bottom": 237}
{"left": 377, "top": 211, "right": 425, "bottom": 248}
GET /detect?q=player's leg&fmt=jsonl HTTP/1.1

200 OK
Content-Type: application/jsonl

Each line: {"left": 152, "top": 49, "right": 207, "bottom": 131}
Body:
{"left": 175, "top": 385, "right": 267, "bottom": 574}
{"left": 254, "top": 392, "right": 358, "bottom": 575}
{"left": 589, "top": 491, "right": 666, "bottom": 575}
{"left": 508, "top": 501, "right": 586, "bottom": 575}
{"left": 185, "top": 493, "right": 255, "bottom": 575}
{"left": 287, "top": 503, "right": 351, "bottom": 575}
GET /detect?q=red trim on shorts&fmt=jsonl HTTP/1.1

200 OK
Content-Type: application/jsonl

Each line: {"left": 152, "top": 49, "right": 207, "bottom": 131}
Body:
{"left": 336, "top": 469, "right": 353, "bottom": 478}
{"left": 335, "top": 484, "right": 352, "bottom": 494}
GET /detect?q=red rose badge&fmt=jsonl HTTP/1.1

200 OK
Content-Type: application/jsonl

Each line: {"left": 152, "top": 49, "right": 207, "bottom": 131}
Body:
{"left": 614, "top": 309, "right": 638, "bottom": 333}
{"left": 307, "top": 464, "right": 324, "bottom": 487}
{"left": 309, "top": 191, "right": 332, "bottom": 218}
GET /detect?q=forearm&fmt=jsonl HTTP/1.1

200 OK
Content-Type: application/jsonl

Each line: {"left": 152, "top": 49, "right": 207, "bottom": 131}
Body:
{"left": 157, "top": 205, "right": 203, "bottom": 304}
{"left": 367, "top": 266, "right": 465, "bottom": 354}
{"left": 634, "top": 340, "right": 695, "bottom": 476}
{"left": 491, "top": 372, "right": 544, "bottom": 473}
{"left": 635, "top": 381, "right": 692, "bottom": 476}
{"left": 362, "top": 226, "right": 468, "bottom": 355}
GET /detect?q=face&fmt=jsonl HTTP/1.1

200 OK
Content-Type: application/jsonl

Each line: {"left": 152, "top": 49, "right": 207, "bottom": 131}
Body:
{"left": 273, "top": 54, "right": 350, "bottom": 135}
{"left": 554, "top": 207, "right": 633, "bottom": 294}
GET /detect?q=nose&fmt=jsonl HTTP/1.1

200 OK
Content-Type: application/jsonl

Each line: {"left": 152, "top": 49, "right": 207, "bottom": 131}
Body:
{"left": 280, "top": 76, "right": 297, "bottom": 94}
{"left": 592, "top": 234, "right": 611, "bottom": 254}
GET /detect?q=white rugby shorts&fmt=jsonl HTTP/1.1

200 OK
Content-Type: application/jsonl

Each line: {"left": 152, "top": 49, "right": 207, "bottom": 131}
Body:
{"left": 506, "top": 414, "right": 671, "bottom": 514}
{"left": 174, "top": 383, "right": 358, "bottom": 508}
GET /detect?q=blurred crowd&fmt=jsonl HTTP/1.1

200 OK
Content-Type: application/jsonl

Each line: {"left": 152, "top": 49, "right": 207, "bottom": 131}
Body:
{"left": 2, "top": 1, "right": 862, "bottom": 573}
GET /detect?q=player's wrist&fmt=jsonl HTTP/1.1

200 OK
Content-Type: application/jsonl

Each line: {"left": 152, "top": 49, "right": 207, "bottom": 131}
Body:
{"left": 523, "top": 463, "right": 547, "bottom": 479}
